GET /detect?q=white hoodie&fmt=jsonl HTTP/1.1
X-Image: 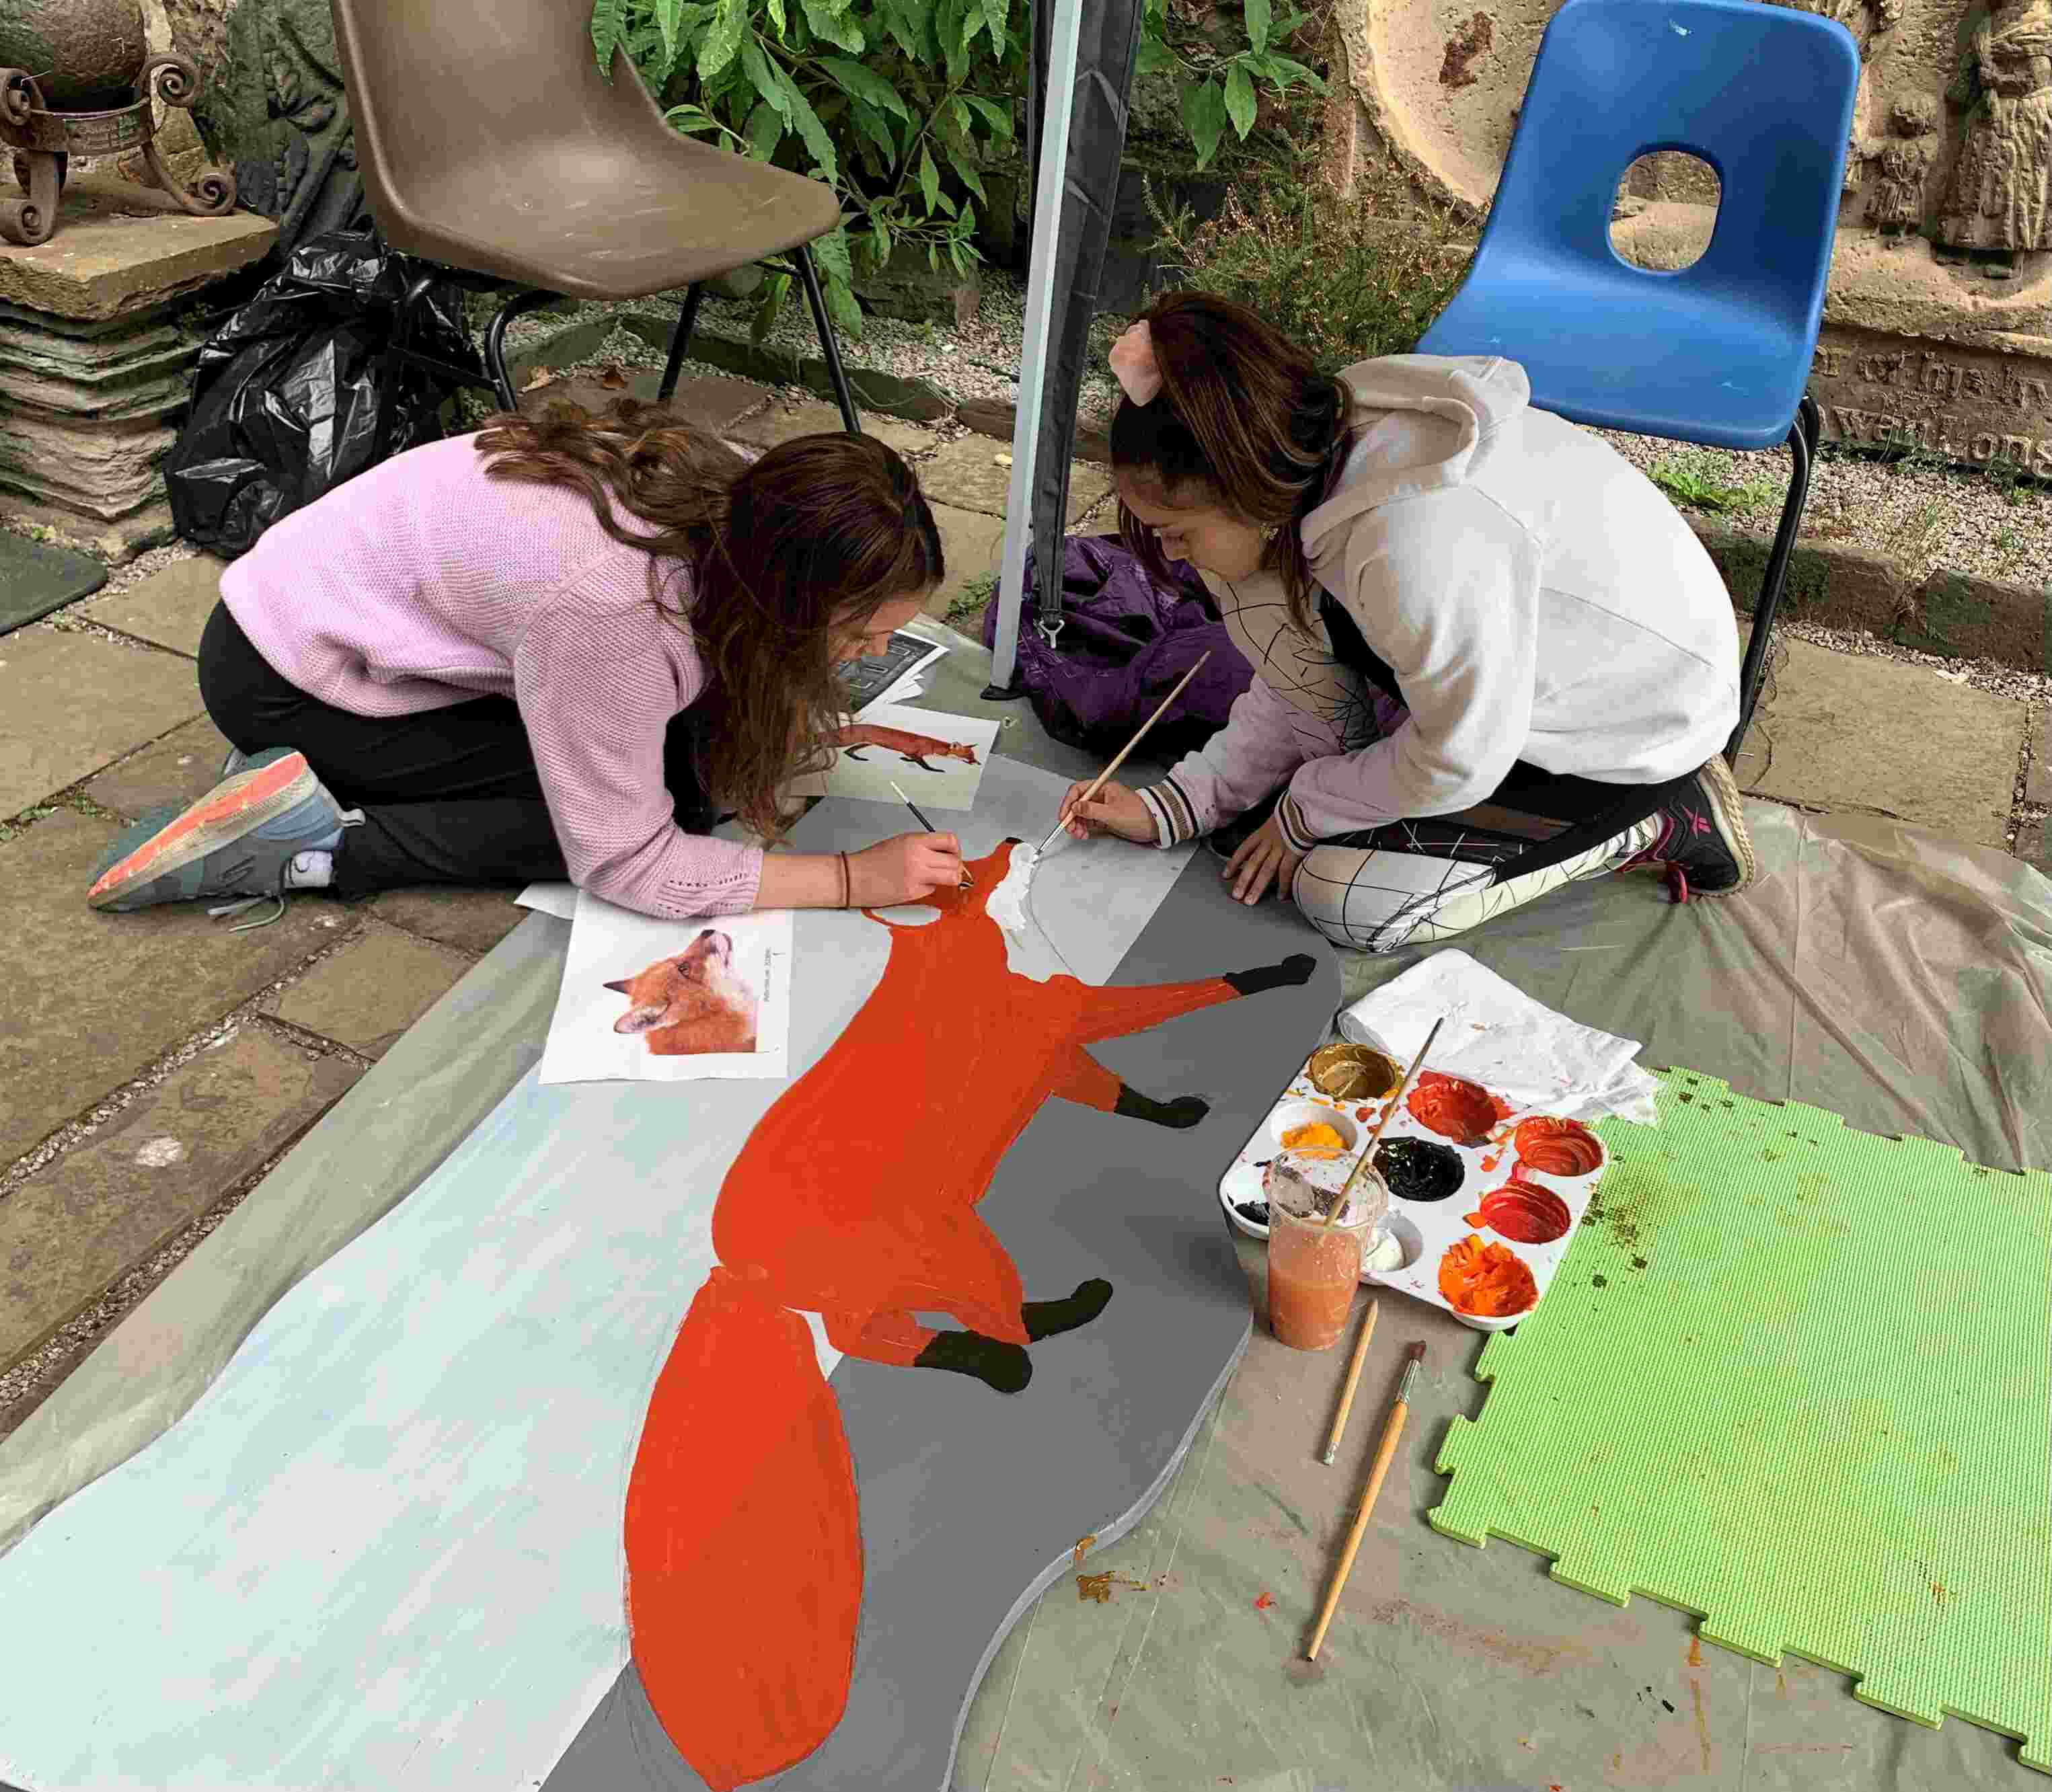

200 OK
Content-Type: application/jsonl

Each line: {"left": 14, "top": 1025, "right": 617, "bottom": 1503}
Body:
{"left": 1135, "top": 355, "right": 1740, "bottom": 853}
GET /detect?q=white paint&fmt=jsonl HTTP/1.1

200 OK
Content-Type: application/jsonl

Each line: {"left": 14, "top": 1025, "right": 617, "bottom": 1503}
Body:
{"left": 0, "top": 905, "right": 888, "bottom": 1792}
{"left": 135, "top": 1136, "right": 185, "bottom": 1168}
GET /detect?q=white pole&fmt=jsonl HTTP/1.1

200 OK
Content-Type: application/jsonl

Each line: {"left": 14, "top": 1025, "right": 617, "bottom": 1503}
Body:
{"left": 990, "top": 0, "right": 1088, "bottom": 691}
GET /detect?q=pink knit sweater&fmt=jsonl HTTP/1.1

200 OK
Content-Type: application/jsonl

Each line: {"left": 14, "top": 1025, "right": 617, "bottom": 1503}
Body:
{"left": 219, "top": 433, "right": 763, "bottom": 917}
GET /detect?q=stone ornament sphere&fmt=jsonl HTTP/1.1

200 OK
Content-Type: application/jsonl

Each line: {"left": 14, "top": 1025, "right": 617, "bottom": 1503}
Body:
{"left": 0, "top": 0, "right": 148, "bottom": 110}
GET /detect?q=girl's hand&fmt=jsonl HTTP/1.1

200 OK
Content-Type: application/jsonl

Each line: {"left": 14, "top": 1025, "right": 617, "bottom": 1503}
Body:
{"left": 1223, "top": 813, "right": 1304, "bottom": 906}
{"left": 849, "top": 831, "right": 964, "bottom": 906}
{"left": 1059, "top": 779, "right": 1160, "bottom": 843}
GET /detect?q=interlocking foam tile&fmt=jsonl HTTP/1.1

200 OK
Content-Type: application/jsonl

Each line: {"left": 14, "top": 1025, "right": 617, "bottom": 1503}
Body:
{"left": 1431, "top": 1068, "right": 2052, "bottom": 1772}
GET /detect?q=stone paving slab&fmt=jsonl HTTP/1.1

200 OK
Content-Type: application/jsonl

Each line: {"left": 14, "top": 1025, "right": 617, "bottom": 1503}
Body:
{"left": 371, "top": 887, "right": 525, "bottom": 957}
{"left": 2019, "top": 817, "right": 2049, "bottom": 882}
{"left": 1738, "top": 630, "right": 2025, "bottom": 849}
{"left": 81, "top": 715, "right": 237, "bottom": 822}
{"left": 0, "top": 810, "right": 342, "bottom": 1168}
{"left": 915, "top": 435, "right": 1113, "bottom": 524}
{"left": 0, "top": 629, "right": 204, "bottom": 816}
{"left": 0, "top": 532, "right": 105, "bottom": 635}
{"left": 924, "top": 502, "right": 1008, "bottom": 621}
{"left": 2028, "top": 706, "right": 2050, "bottom": 810}
{"left": 0, "top": 1028, "right": 359, "bottom": 1374}
{"left": 266, "top": 925, "right": 479, "bottom": 1059}
{"left": 79, "top": 556, "right": 225, "bottom": 658}
{"left": 521, "top": 366, "right": 767, "bottom": 434}
{"left": 727, "top": 399, "right": 934, "bottom": 457}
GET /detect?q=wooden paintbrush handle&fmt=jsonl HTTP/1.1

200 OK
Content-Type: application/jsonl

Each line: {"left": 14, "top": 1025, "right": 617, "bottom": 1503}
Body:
{"left": 1321, "top": 1298, "right": 1379, "bottom": 1464}
{"left": 1305, "top": 1399, "right": 1409, "bottom": 1660}
{"left": 1055, "top": 652, "right": 1213, "bottom": 832}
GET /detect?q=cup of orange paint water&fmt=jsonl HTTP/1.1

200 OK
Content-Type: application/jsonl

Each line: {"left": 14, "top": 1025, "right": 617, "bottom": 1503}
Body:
{"left": 1264, "top": 1153, "right": 1389, "bottom": 1352}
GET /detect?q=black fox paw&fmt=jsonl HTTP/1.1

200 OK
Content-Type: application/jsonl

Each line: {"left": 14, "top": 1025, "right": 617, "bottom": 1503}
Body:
{"left": 1225, "top": 953, "right": 1317, "bottom": 995}
{"left": 1022, "top": 1278, "right": 1114, "bottom": 1342}
{"left": 915, "top": 1329, "right": 1032, "bottom": 1393}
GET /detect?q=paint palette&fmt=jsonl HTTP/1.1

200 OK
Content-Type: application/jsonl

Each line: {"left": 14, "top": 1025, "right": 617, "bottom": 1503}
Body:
{"left": 1217, "top": 1047, "right": 1610, "bottom": 1332}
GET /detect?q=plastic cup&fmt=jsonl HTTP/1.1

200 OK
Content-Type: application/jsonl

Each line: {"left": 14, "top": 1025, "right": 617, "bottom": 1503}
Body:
{"left": 1265, "top": 1167, "right": 1386, "bottom": 1351}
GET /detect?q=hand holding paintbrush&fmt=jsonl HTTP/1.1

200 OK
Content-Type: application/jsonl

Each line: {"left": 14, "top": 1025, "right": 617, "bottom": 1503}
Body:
{"left": 889, "top": 781, "right": 972, "bottom": 890}
{"left": 1041, "top": 651, "right": 1211, "bottom": 856}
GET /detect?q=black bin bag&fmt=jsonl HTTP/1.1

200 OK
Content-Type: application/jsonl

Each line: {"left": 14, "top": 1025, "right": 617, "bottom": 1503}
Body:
{"left": 165, "top": 225, "right": 482, "bottom": 558}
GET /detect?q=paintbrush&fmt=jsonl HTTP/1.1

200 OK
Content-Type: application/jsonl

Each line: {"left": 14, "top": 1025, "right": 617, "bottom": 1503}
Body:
{"left": 1322, "top": 1016, "right": 1445, "bottom": 1228}
{"left": 1037, "top": 650, "right": 1212, "bottom": 857}
{"left": 1305, "top": 1341, "right": 1426, "bottom": 1660}
{"left": 890, "top": 779, "right": 972, "bottom": 890}
{"left": 1320, "top": 1297, "right": 1379, "bottom": 1467}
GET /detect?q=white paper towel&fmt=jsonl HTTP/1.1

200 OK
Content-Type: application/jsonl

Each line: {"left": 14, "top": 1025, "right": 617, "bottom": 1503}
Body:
{"left": 1336, "top": 949, "right": 1661, "bottom": 1127}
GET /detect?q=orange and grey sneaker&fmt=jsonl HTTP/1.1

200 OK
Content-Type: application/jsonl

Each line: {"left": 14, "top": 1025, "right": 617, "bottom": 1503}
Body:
{"left": 1619, "top": 754, "right": 1757, "bottom": 902}
{"left": 86, "top": 750, "right": 359, "bottom": 914}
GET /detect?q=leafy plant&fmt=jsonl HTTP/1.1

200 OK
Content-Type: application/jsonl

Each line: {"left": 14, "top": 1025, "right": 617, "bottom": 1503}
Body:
{"left": 1647, "top": 451, "right": 1778, "bottom": 516}
{"left": 590, "top": 0, "right": 1320, "bottom": 338}
{"left": 1147, "top": 158, "right": 1472, "bottom": 371}
{"left": 1139, "top": 0, "right": 1322, "bottom": 173}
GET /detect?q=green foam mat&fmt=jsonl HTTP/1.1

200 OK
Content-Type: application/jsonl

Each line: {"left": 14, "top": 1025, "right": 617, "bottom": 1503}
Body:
{"left": 1431, "top": 1068, "right": 2052, "bottom": 1771}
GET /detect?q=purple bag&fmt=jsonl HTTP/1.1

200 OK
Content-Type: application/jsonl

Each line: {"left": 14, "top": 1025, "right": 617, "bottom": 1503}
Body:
{"left": 982, "top": 535, "right": 1253, "bottom": 765}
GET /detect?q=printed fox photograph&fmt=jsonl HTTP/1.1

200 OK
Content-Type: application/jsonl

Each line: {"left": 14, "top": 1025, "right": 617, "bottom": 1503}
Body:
{"left": 606, "top": 927, "right": 761, "bottom": 1057}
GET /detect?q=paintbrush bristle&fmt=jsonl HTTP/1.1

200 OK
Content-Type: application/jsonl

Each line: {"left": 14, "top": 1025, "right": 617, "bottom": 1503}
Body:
{"left": 1405, "top": 1341, "right": 1427, "bottom": 1364}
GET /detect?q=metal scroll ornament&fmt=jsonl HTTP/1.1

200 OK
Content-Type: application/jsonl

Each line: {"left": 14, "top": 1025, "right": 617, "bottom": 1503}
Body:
{"left": 1, "top": 53, "right": 237, "bottom": 247}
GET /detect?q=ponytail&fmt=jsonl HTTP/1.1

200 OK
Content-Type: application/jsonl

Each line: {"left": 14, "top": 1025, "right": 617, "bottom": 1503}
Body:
{"left": 1108, "top": 291, "right": 1355, "bottom": 631}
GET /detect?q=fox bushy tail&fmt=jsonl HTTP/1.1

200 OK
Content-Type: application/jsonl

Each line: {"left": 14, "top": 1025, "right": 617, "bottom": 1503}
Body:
{"left": 623, "top": 1265, "right": 862, "bottom": 1791}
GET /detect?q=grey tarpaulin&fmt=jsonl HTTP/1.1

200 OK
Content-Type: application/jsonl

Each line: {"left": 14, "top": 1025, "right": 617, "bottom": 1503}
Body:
{"left": 990, "top": 0, "right": 1146, "bottom": 693}
{"left": 2, "top": 621, "right": 2048, "bottom": 1787}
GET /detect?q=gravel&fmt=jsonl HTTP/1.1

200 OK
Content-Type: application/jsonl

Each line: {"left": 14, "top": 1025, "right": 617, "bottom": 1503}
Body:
{"left": 1591, "top": 428, "right": 2052, "bottom": 590}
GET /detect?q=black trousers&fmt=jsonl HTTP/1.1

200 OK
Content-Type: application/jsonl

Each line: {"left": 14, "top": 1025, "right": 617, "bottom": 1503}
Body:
{"left": 196, "top": 602, "right": 716, "bottom": 899}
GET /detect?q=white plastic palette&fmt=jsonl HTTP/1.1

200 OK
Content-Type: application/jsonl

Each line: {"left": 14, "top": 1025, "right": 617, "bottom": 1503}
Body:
{"left": 1217, "top": 1046, "right": 1610, "bottom": 1332}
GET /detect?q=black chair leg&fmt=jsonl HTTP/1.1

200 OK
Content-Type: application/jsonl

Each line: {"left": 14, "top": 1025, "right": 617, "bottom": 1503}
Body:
{"left": 658, "top": 284, "right": 705, "bottom": 405}
{"left": 1724, "top": 393, "right": 1818, "bottom": 767}
{"left": 482, "top": 290, "right": 559, "bottom": 412}
{"left": 793, "top": 243, "right": 862, "bottom": 434}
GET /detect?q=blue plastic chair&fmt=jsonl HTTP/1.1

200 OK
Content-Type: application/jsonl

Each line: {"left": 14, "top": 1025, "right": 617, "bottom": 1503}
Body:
{"left": 1416, "top": 0, "right": 1860, "bottom": 761}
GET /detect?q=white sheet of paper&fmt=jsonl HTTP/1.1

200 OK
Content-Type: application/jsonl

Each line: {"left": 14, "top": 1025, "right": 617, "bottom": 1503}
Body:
{"left": 537, "top": 895, "right": 793, "bottom": 1085}
{"left": 515, "top": 883, "right": 578, "bottom": 921}
{"left": 846, "top": 631, "right": 948, "bottom": 715}
{"left": 788, "top": 702, "right": 1000, "bottom": 812}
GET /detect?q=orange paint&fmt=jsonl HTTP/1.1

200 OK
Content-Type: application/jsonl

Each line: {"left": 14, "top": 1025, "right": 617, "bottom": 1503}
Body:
{"left": 1406, "top": 1072, "right": 1511, "bottom": 1146}
{"left": 1687, "top": 1636, "right": 1703, "bottom": 1667}
{"left": 1254, "top": 1590, "right": 1277, "bottom": 1610}
{"left": 624, "top": 841, "right": 1311, "bottom": 1789}
{"left": 1436, "top": 1235, "right": 1538, "bottom": 1317}
{"left": 1472, "top": 1180, "right": 1572, "bottom": 1245}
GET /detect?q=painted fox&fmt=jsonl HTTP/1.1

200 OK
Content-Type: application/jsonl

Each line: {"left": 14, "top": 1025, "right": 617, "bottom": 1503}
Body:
{"left": 622, "top": 839, "right": 1314, "bottom": 1791}
{"left": 605, "top": 928, "right": 759, "bottom": 1056}
{"left": 833, "top": 722, "right": 981, "bottom": 770}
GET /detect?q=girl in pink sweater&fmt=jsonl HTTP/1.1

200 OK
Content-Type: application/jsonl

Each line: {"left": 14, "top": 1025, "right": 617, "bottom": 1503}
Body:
{"left": 86, "top": 402, "right": 964, "bottom": 921}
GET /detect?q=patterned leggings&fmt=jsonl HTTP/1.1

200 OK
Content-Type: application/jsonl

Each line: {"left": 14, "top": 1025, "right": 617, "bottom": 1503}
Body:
{"left": 1287, "top": 813, "right": 1661, "bottom": 956}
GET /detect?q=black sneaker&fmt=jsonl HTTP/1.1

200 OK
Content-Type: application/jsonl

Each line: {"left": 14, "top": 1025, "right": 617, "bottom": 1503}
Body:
{"left": 1620, "top": 756, "right": 1757, "bottom": 902}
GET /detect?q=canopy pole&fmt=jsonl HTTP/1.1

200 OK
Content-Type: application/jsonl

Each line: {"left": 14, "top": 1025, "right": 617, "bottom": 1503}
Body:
{"left": 988, "top": 0, "right": 1087, "bottom": 695}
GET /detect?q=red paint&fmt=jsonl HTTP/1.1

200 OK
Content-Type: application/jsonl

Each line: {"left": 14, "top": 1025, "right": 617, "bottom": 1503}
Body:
{"left": 1254, "top": 1591, "right": 1277, "bottom": 1610}
{"left": 624, "top": 842, "right": 1307, "bottom": 1789}
{"left": 1472, "top": 1180, "right": 1572, "bottom": 1245}
{"left": 1405, "top": 1073, "right": 1511, "bottom": 1146}
{"left": 1513, "top": 1116, "right": 1605, "bottom": 1177}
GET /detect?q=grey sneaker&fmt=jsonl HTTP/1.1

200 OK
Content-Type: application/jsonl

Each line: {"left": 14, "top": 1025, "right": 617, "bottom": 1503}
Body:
{"left": 87, "top": 750, "right": 358, "bottom": 912}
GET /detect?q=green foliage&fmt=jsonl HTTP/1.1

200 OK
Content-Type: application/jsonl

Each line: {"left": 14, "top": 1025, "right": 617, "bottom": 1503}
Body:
{"left": 591, "top": 0, "right": 1320, "bottom": 338}
{"left": 1147, "top": 161, "right": 1473, "bottom": 372}
{"left": 1647, "top": 451, "right": 1780, "bottom": 516}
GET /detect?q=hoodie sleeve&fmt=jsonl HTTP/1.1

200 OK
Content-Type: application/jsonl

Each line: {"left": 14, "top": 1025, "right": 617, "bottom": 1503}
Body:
{"left": 1274, "top": 501, "right": 1537, "bottom": 853}
{"left": 1134, "top": 673, "right": 1345, "bottom": 847}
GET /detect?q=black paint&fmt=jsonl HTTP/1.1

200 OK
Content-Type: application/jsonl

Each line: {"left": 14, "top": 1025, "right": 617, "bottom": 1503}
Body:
{"left": 1374, "top": 1138, "right": 1466, "bottom": 1204}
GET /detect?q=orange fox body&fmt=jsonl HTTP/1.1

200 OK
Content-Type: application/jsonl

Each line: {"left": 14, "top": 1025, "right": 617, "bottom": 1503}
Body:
{"left": 833, "top": 722, "right": 980, "bottom": 769}
{"left": 605, "top": 928, "right": 759, "bottom": 1056}
{"left": 622, "top": 841, "right": 1314, "bottom": 1790}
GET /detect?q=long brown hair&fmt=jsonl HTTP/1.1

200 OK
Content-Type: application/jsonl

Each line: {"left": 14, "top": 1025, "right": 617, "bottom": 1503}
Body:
{"left": 476, "top": 399, "right": 943, "bottom": 837}
{"left": 1110, "top": 292, "right": 1355, "bottom": 631}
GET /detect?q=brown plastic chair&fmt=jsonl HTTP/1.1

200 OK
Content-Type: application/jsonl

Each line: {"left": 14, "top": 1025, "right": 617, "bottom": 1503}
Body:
{"left": 330, "top": 0, "right": 860, "bottom": 428}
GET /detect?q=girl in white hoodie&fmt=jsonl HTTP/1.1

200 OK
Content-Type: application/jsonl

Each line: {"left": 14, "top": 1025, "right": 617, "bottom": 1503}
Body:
{"left": 1062, "top": 293, "right": 1758, "bottom": 953}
